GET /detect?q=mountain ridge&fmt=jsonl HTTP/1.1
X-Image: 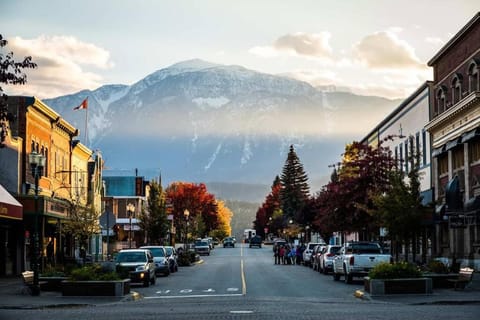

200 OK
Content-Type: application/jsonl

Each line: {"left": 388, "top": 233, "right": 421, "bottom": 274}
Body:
{"left": 43, "top": 59, "right": 401, "bottom": 195}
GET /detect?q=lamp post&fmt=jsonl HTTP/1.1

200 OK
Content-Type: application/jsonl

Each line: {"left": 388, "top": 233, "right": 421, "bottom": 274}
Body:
{"left": 126, "top": 203, "right": 135, "bottom": 248}
{"left": 29, "top": 151, "right": 45, "bottom": 296}
{"left": 184, "top": 209, "right": 189, "bottom": 250}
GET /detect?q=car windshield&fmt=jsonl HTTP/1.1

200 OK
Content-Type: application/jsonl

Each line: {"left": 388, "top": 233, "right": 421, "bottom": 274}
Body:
{"left": 146, "top": 248, "right": 165, "bottom": 257}
{"left": 196, "top": 241, "right": 208, "bottom": 246}
{"left": 116, "top": 252, "right": 147, "bottom": 263}
{"left": 164, "top": 247, "right": 173, "bottom": 255}
{"left": 331, "top": 246, "right": 341, "bottom": 254}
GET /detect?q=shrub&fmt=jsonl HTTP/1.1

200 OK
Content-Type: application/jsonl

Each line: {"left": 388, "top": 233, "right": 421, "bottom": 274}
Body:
{"left": 368, "top": 262, "right": 422, "bottom": 279}
{"left": 69, "top": 264, "right": 121, "bottom": 281}
{"left": 177, "top": 251, "right": 192, "bottom": 266}
{"left": 426, "top": 260, "right": 449, "bottom": 274}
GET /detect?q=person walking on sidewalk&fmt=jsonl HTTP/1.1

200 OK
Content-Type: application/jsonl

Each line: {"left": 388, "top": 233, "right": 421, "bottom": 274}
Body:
{"left": 273, "top": 243, "right": 280, "bottom": 264}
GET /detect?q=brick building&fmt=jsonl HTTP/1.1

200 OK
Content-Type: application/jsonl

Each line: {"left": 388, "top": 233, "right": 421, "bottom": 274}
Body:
{"left": 425, "top": 12, "right": 480, "bottom": 269}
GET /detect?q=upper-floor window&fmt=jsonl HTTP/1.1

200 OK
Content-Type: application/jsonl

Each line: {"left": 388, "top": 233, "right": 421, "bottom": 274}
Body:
{"left": 451, "top": 74, "right": 463, "bottom": 105}
{"left": 452, "top": 147, "right": 464, "bottom": 169}
{"left": 470, "top": 139, "right": 480, "bottom": 163}
{"left": 435, "top": 86, "right": 447, "bottom": 115}
{"left": 438, "top": 154, "right": 448, "bottom": 176}
{"left": 468, "top": 59, "right": 479, "bottom": 93}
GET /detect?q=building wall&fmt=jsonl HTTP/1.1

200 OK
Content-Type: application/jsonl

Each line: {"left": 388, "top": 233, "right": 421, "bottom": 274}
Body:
{"left": 426, "top": 13, "right": 480, "bottom": 270}
{"left": 377, "top": 83, "right": 433, "bottom": 198}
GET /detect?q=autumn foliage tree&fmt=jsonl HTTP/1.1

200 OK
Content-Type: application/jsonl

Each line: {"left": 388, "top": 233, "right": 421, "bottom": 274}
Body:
{"left": 312, "top": 139, "right": 397, "bottom": 240}
{"left": 165, "top": 182, "right": 219, "bottom": 241}
{"left": 254, "top": 176, "right": 282, "bottom": 238}
{"left": 1, "top": 34, "right": 37, "bottom": 147}
{"left": 210, "top": 200, "right": 233, "bottom": 240}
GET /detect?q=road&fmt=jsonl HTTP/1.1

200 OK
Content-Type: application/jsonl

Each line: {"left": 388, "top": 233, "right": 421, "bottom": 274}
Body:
{"left": 2, "top": 244, "right": 479, "bottom": 319}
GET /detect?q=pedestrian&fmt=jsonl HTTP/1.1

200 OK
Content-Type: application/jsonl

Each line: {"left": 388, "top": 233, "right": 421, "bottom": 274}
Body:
{"left": 279, "top": 245, "right": 285, "bottom": 265}
{"left": 289, "top": 246, "right": 297, "bottom": 265}
{"left": 295, "top": 245, "right": 302, "bottom": 265}
{"left": 284, "top": 245, "right": 291, "bottom": 264}
{"left": 46, "top": 239, "right": 54, "bottom": 265}
{"left": 273, "top": 243, "right": 280, "bottom": 264}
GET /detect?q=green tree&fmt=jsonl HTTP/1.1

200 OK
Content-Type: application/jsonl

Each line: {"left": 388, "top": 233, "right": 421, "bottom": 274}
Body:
{"left": 139, "top": 180, "right": 170, "bottom": 245}
{"left": 373, "top": 136, "right": 426, "bottom": 262}
{"left": 280, "top": 145, "right": 310, "bottom": 224}
{"left": 0, "top": 34, "right": 37, "bottom": 147}
{"left": 63, "top": 201, "right": 100, "bottom": 261}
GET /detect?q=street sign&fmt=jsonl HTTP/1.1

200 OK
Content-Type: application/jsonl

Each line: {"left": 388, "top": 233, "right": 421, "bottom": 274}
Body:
{"left": 99, "top": 211, "right": 116, "bottom": 229}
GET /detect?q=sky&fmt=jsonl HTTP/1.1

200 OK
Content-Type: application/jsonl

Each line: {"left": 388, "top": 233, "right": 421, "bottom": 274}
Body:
{"left": 1, "top": 0, "right": 479, "bottom": 100}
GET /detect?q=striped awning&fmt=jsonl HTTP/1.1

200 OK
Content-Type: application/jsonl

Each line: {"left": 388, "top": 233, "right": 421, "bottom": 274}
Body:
{"left": 0, "top": 184, "right": 23, "bottom": 220}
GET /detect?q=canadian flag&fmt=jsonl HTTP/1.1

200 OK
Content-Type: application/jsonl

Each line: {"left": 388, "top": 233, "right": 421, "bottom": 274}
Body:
{"left": 73, "top": 98, "right": 88, "bottom": 110}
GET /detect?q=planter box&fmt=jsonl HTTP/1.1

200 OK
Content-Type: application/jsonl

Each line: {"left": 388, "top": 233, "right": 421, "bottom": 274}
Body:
{"left": 364, "top": 277, "right": 432, "bottom": 295}
{"left": 422, "top": 273, "right": 458, "bottom": 288}
{"left": 61, "top": 279, "right": 131, "bottom": 296}
{"left": 39, "top": 277, "right": 67, "bottom": 291}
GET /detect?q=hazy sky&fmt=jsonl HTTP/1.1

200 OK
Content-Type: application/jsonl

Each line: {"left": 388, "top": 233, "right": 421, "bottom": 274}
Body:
{"left": 1, "top": 0, "right": 479, "bottom": 99}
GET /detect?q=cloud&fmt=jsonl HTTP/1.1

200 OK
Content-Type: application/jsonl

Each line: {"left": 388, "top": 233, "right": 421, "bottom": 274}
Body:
{"left": 3, "top": 35, "right": 113, "bottom": 98}
{"left": 352, "top": 31, "right": 424, "bottom": 70}
{"left": 250, "top": 32, "right": 333, "bottom": 60}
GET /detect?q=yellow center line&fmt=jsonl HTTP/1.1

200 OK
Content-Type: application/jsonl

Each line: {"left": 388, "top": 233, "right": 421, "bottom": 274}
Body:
{"left": 241, "top": 244, "right": 247, "bottom": 295}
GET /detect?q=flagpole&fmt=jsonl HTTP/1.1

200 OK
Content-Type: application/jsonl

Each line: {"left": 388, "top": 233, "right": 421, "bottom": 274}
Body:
{"left": 85, "top": 101, "right": 88, "bottom": 146}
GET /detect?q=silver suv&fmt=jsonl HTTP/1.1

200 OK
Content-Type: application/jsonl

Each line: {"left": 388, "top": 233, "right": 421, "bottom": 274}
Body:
{"left": 115, "top": 249, "right": 156, "bottom": 287}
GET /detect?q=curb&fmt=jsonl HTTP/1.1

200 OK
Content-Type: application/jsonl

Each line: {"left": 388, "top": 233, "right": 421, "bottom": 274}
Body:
{"left": 354, "top": 290, "right": 366, "bottom": 300}
{"left": 129, "top": 291, "right": 142, "bottom": 301}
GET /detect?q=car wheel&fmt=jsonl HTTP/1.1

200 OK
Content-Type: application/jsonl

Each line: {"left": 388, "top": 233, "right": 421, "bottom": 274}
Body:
{"left": 144, "top": 277, "right": 150, "bottom": 287}
{"left": 333, "top": 272, "right": 340, "bottom": 281}
{"left": 344, "top": 267, "right": 352, "bottom": 284}
{"left": 322, "top": 263, "right": 328, "bottom": 274}
{"left": 164, "top": 269, "right": 170, "bottom": 277}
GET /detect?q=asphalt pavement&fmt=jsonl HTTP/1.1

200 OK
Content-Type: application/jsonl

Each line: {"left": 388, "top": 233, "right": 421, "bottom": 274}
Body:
{"left": 0, "top": 269, "right": 479, "bottom": 309}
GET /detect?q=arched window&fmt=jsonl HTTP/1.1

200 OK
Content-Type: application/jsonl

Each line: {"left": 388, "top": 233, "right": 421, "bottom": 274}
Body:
{"left": 435, "top": 86, "right": 447, "bottom": 115}
{"left": 451, "top": 74, "right": 463, "bottom": 105}
{"left": 468, "top": 59, "right": 479, "bottom": 93}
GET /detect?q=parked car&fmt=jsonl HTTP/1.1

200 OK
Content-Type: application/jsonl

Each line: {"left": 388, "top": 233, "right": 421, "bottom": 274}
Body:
{"left": 332, "top": 241, "right": 392, "bottom": 283}
{"left": 115, "top": 249, "right": 156, "bottom": 287}
{"left": 311, "top": 244, "right": 326, "bottom": 272}
{"left": 163, "top": 246, "right": 179, "bottom": 273}
{"left": 303, "top": 242, "right": 324, "bottom": 267}
{"left": 140, "top": 246, "right": 170, "bottom": 276}
{"left": 249, "top": 235, "right": 262, "bottom": 248}
{"left": 194, "top": 240, "right": 211, "bottom": 255}
{"left": 318, "top": 245, "right": 341, "bottom": 274}
{"left": 223, "top": 237, "right": 235, "bottom": 248}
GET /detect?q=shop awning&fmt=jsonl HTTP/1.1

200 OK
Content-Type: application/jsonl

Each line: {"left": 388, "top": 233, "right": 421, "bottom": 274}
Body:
{"left": 461, "top": 127, "right": 480, "bottom": 143}
{"left": 431, "top": 145, "right": 445, "bottom": 157}
{"left": 0, "top": 184, "right": 23, "bottom": 220}
{"left": 445, "top": 137, "right": 462, "bottom": 151}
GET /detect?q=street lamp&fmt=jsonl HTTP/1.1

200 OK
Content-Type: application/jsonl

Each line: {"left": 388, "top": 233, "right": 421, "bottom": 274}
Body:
{"left": 184, "top": 209, "right": 189, "bottom": 250}
{"left": 28, "top": 151, "right": 45, "bottom": 296}
{"left": 126, "top": 203, "right": 135, "bottom": 248}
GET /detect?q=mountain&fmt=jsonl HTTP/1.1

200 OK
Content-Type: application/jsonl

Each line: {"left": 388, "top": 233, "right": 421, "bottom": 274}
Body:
{"left": 44, "top": 59, "right": 400, "bottom": 197}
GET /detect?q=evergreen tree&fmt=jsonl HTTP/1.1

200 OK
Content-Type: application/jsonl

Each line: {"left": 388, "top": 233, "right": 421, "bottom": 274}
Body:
{"left": 139, "top": 179, "right": 170, "bottom": 245}
{"left": 280, "top": 145, "right": 310, "bottom": 224}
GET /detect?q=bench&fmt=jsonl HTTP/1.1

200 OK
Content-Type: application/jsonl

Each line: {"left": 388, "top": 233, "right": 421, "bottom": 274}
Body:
{"left": 447, "top": 267, "right": 474, "bottom": 290}
{"left": 21, "top": 271, "right": 34, "bottom": 295}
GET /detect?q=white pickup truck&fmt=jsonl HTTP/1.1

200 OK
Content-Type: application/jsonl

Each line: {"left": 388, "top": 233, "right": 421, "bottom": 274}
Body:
{"left": 332, "top": 241, "right": 391, "bottom": 284}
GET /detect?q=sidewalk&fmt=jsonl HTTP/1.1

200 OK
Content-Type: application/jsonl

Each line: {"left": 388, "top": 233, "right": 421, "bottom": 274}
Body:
{"left": 355, "top": 272, "right": 480, "bottom": 305}
{"left": 0, "top": 276, "right": 138, "bottom": 310}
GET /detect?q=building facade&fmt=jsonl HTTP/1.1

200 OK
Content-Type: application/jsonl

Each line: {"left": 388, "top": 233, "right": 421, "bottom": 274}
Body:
{"left": 425, "top": 13, "right": 480, "bottom": 269}
{"left": 103, "top": 176, "right": 150, "bottom": 251}
{"left": 362, "top": 82, "right": 434, "bottom": 262}
{"left": 0, "top": 96, "right": 103, "bottom": 274}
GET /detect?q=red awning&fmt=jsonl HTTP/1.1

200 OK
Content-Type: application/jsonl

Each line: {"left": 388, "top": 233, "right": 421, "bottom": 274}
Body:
{"left": 0, "top": 184, "right": 23, "bottom": 220}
